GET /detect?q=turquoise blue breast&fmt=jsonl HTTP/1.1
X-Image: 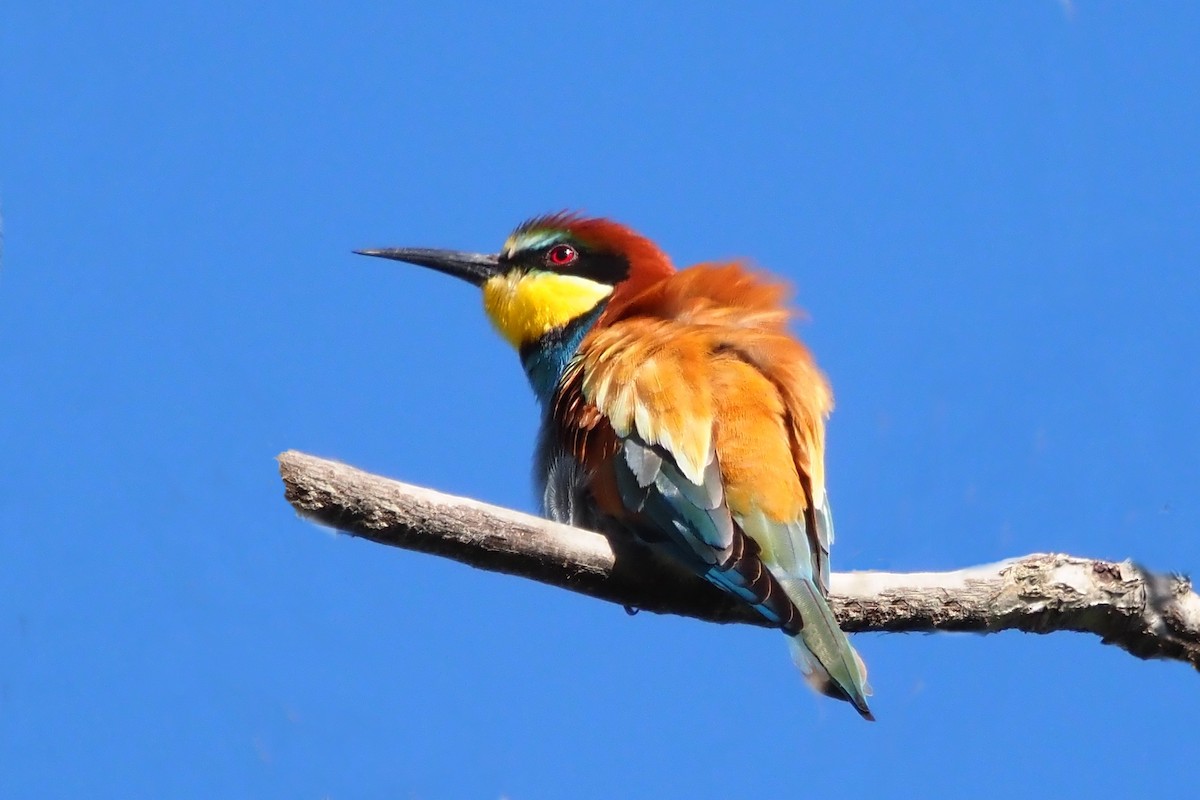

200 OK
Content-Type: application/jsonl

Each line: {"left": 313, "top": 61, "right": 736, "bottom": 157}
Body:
{"left": 519, "top": 302, "right": 608, "bottom": 406}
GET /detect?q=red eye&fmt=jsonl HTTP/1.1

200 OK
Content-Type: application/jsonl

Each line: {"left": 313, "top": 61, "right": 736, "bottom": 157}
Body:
{"left": 547, "top": 244, "right": 578, "bottom": 266}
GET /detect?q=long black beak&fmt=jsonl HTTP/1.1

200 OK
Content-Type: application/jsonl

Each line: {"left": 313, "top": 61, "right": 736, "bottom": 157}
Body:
{"left": 354, "top": 247, "right": 502, "bottom": 287}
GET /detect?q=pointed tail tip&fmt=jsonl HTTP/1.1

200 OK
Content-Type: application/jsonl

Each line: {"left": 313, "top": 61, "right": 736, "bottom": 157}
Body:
{"left": 803, "top": 666, "right": 876, "bottom": 721}
{"left": 780, "top": 579, "right": 875, "bottom": 721}
{"left": 830, "top": 681, "right": 875, "bottom": 721}
{"left": 845, "top": 677, "right": 875, "bottom": 722}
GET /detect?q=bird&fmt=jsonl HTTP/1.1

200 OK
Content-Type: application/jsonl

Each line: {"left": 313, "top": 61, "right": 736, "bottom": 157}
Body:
{"left": 357, "top": 213, "right": 873, "bottom": 720}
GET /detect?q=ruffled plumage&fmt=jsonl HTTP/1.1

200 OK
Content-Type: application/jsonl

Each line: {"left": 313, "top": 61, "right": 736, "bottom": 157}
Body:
{"left": 535, "top": 228, "right": 872, "bottom": 719}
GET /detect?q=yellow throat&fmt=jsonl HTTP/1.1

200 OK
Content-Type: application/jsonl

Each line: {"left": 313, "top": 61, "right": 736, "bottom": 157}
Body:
{"left": 482, "top": 271, "right": 613, "bottom": 349}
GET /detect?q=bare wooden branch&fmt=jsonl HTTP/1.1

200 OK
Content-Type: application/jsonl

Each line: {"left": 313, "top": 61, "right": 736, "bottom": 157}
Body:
{"left": 278, "top": 449, "right": 1200, "bottom": 671}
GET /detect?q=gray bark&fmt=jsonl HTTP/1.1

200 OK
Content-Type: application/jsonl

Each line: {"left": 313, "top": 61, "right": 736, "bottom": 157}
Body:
{"left": 277, "top": 449, "right": 1200, "bottom": 671}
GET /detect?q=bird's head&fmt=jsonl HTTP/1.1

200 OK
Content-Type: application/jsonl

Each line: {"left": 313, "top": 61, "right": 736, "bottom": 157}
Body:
{"left": 357, "top": 213, "right": 674, "bottom": 350}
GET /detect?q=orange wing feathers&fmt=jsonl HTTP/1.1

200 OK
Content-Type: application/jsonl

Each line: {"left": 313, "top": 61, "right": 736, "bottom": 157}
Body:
{"left": 555, "top": 262, "right": 829, "bottom": 525}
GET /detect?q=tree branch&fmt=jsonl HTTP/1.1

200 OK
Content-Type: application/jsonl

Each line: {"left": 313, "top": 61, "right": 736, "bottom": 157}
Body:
{"left": 277, "top": 450, "right": 1200, "bottom": 671}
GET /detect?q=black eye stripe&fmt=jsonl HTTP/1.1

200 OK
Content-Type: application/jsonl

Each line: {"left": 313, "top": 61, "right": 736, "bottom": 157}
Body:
{"left": 575, "top": 252, "right": 630, "bottom": 284}
{"left": 525, "top": 242, "right": 629, "bottom": 285}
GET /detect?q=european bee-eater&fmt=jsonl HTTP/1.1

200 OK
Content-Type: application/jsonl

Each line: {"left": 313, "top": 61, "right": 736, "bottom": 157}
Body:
{"left": 358, "top": 213, "right": 873, "bottom": 720}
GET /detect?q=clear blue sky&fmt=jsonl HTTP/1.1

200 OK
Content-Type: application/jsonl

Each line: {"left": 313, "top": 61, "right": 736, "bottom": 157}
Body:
{"left": 2, "top": 3, "right": 1197, "bottom": 797}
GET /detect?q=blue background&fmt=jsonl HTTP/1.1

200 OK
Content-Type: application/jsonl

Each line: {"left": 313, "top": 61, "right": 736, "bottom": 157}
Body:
{"left": 3, "top": 3, "right": 1197, "bottom": 797}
